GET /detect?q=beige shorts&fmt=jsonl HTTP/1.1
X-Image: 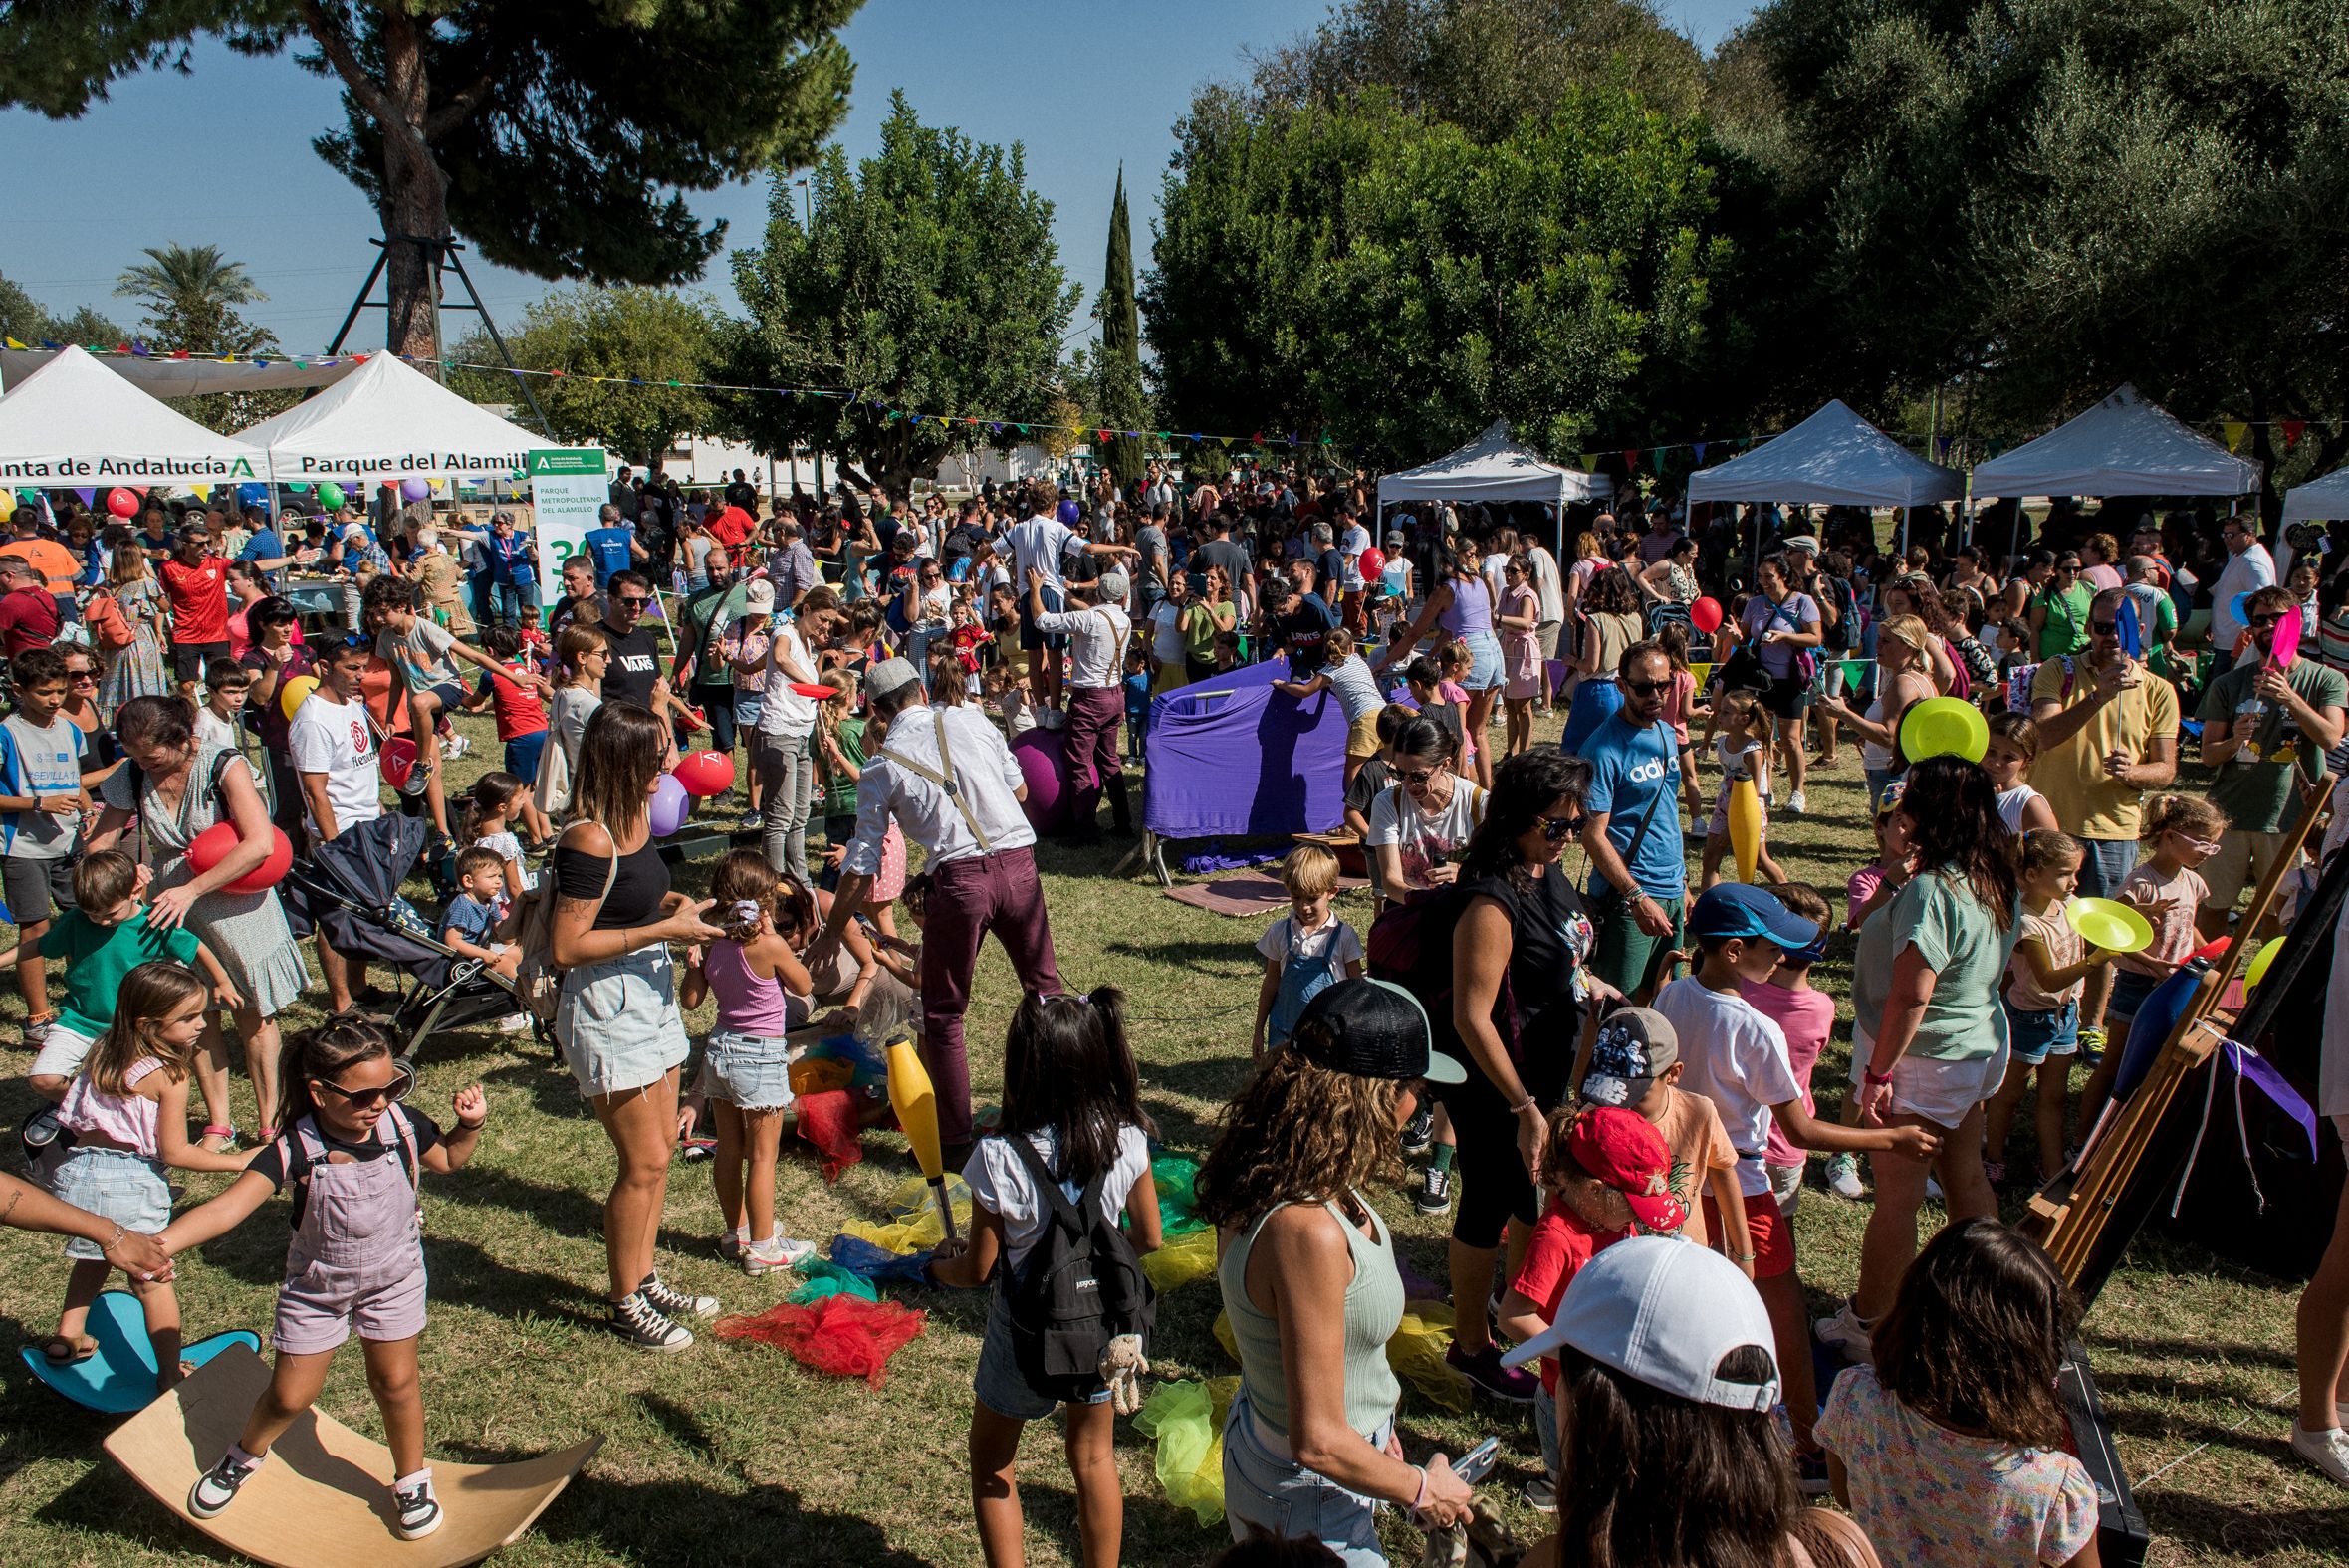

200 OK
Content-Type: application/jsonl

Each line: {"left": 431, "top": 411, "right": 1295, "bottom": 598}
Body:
{"left": 2201, "top": 827, "right": 2282, "bottom": 913}
{"left": 1346, "top": 712, "right": 1382, "bottom": 760}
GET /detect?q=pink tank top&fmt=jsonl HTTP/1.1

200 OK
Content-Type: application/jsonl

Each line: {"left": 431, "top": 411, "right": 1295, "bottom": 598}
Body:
{"left": 59, "top": 1057, "right": 164, "bottom": 1156}
{"left": 706, "top": 939, "right": 809, "bottom": 1038}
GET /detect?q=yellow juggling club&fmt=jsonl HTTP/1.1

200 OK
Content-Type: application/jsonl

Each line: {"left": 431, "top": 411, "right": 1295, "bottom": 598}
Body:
{"left": 1728, "top": 777, "right": 1762, "bottom": 884}
{"left": 885, "top": 1036, "right": 956, "bottom": 1242}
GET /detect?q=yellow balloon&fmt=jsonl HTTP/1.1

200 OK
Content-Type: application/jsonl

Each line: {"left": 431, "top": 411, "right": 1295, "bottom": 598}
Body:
{"left": 279, "top": 674, "right": 320, "bottom": 721}
{"left": 1728, "top": 777, "right": 1762, "bottom": 884}
{"left": 2244, "top": 935, "right": 2287, "bottom": 989}
{"left": 0, "top": 490, "right": 13, "bottom": 520}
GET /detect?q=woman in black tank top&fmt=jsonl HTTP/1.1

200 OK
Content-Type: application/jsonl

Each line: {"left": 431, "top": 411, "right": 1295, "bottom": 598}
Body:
{"left": 549, "top": 702, "right": 725, "bottom": 1350}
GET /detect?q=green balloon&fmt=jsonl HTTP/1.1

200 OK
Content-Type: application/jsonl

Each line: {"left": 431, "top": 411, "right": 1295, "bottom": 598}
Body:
{"left": 317, "top": 482, "right": 347, "bottom": 510}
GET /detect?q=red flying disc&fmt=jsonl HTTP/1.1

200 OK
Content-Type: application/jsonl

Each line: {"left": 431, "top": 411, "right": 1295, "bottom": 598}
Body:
{"left": 790, "top": 682, "right": 833, "bottom": 699}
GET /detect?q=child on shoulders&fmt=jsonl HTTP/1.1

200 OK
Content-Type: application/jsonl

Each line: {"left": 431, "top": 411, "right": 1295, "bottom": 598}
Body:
{"left": 1252, "top": 844, "right": 1364, "bottom": 1060}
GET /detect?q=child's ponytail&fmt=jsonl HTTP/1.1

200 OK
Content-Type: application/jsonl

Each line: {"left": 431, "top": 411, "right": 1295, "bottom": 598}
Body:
{"left": 708, "top": 847, "right": 783, "bottom": 944}
{"left": 464, "top": 771, "right": 526, "bottom": 842}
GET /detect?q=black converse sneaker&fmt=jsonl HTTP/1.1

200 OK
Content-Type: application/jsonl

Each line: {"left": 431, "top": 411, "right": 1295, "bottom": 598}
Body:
{"left": 1400, "top": 1104, "right": 1435, "bottom": 1157}
{"left": 608, "top": 1289, "right": 694, "bottom": 1351}
{"left": 393, "top": 1479, "right": 443, "bottom": 1540}
{"left": 188, "top": 1450, "right": 261, "bottom": 1518}
{"left": 640, "top": 1271, "right": 719, "bottom": 1320}
{"left": 1412, "top": 1164, "right": 1454, "bottom": 1215}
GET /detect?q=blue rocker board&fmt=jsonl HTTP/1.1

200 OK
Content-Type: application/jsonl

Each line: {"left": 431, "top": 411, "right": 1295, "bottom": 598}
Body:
{"left": 21, "top": 1289, "right": 262, "bottom": 1414}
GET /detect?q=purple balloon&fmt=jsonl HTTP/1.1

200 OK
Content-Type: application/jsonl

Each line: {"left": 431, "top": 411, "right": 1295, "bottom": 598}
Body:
{"left": 649, "top": 772, "right": 691, "bottom": 837}
{"left": 400, "top": 477, "right": 432, "bottom": 502}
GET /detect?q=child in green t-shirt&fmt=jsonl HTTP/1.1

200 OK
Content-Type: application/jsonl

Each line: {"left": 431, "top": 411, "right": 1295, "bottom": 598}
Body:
{"left": 813, "top": 672, "right": 869, "bottom": 871}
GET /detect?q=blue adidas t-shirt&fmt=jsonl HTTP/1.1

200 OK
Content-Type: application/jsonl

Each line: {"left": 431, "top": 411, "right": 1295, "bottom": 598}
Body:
{"left": 1579, "top": 712, "right": 1685, "bottom": 901}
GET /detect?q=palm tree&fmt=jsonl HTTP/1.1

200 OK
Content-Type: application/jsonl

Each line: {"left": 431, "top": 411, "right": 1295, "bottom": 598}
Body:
{"left": 113, "top": 244, "right": 269, "bottom": 353}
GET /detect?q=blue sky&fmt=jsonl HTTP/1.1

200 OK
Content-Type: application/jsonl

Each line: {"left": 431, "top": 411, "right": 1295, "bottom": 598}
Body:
{"left": 0, "top": 0, "right": 1758, "bottom": 356}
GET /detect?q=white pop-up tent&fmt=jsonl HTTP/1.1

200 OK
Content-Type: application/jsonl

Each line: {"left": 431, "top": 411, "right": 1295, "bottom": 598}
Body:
{"left": 0, "top": 344, "right": 270, "bottom": 489}
{"left": 2283, "top": 464, "right": 2349, "bottom": 526}
{"left": 1687, "top": 398, "right": 1965, "bottom": 510}
{"left": 236, "top": 351, "right": 551, "bottom": 485}
{"left": 1970, "top": 384, "right": 2261, "bottom": 500}
{"left": 1377, "top": 420, "right": 1607, "bottom": 511}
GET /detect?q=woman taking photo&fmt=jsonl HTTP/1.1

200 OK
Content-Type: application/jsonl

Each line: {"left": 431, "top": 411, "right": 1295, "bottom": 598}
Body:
{"left": 1436, "top": 748, "right": 1606, "bottom": 1399}
{"left": 536, "top": 623, "right": 609, "bottom": 821}
{"left": 1183, "top": 566, "right": 1237, "bottom": 685}
{"left": 1815, "top": 614, "right": 1938, "bottom": 810}
{"left": 1558, "top": 566, "right": 1647, "bottom": 757}
{"left": 1728, "top": 555, "right": 1823, "bottom": 814}
{"left": 1497, "top": 555, "right": 1544, "bottom": 757}
{"left": 1394, "top": 545, "right": 1505, "bottom": 788}
{"left": 1196, "top": 979, "right": 1475, "bottom": 1563}
{"left": 1817, "top": 756, "right": 2019, "bottom": 1366}
{"left": 88, "top": 695, "right": 309, "bottom": 1151}
{"left": 551, "top": 702, "right": 727, "bottom": 1350}
{"left": 2029, "top": 554, "right": 2094, "bottom": 661}
{"left": 1363, "top": 716, "right": 1487, "bottom": 898}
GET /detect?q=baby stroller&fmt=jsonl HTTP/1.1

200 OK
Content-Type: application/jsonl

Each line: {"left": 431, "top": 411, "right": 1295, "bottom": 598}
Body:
{"left": 280, "top": 814, "right": 534, "bottom": 1063}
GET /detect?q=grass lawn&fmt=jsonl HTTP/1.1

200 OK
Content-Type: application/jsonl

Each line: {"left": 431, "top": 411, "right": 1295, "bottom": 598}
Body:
{"left": 1, "top": 696, "right": 2343, "bottom": 1567}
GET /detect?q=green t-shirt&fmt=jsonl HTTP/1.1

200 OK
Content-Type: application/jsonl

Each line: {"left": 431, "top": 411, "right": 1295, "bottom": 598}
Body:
{"left": 2034, "top": 582, "right": 2094, "bottom": 659}
{"left": 817, "top": 715, "right": 867, "bottom": 820}
{"left": 38, "top": 909, "right": 201, "bottom": 1040}
{"left": 1181, "top": 602, "right": 1223, "bottom": 664}
{"left": 1889, "top": 868, "right": 2021, "bottom": 1063}
{"left": 2198, "top": 658, "right": 2349, "bottom": 833}
{"left": 680, "top": 580, "right": 752, "bottom": 691}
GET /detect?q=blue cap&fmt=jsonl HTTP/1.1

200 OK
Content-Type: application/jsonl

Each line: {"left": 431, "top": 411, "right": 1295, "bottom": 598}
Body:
{"left": 1688, "top": 883, "right": 1819, "bottom": 949}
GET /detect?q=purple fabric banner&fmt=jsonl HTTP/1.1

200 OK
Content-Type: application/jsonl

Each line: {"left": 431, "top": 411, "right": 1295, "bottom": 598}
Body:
{"left": 1144, "top": 656, "right": 1350, "bottom": 838}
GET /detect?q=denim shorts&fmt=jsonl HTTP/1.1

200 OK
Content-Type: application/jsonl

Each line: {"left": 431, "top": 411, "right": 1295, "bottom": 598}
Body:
{"left": 1458, "top": 629, "right": 1505, "bottom": 693}
{"left": 2004, "top": 997, "right": 2079, "bottom": 1065}
{"left": 974, "top": 1281, "right": 1108, "bottom": 1422}
{"left": 2075, "top": 837, "right": 2140, "bottom": 900}
{"left": 1223, "top": 1389, "right": 1392, "bottom": 1567}
{"left": 558, "top": 947, "right": 690, "bottom": 1098}
{"left": 734, "top": 693, "right": 765, "bottom": 730}
{"left": 705, "top": 1030, "right": 795, "bottom": 1113}
{"left": 50, "top": 1146, "right": 169, "bottom": 1261}
{"left": 2106, "top": 966, "right": 2164, "bottom": 1030}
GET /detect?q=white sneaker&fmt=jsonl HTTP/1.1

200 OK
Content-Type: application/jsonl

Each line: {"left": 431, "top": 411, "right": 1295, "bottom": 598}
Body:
{"left": 1037, "top": 706, "right": 1067, "bottom": 731}
{"left": 1814, "top": 1301, "right": 1875, "bottom": 1364}
{"left": 498, "top": 1012, "right": 532, "bottom": 1033}
{"left": 1786, "top": 788, "right": 1807, "bottom": 814}
{"left": 2290, "top": 1422, "right": 2349, "bottom": 1486}
{"left": 442, "top": 731, "right": 471, "bottom": 760}
{"left": 1824, "top": 1153, "right": 1866, "bottom": 1201}
{"left": 744, "top": 1235, "right": 817, "bottom": 1275}
{"left": 1925, "top": 1173, "right": 1946, "bottom": 1203}
{"left": 1523, "top": 1475, "right": 1556, "bottom": 1512}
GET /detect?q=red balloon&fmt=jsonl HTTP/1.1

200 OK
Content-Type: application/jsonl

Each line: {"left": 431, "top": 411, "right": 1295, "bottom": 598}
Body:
{"left": 186, "top": 820, "right": 295, "bottom": 894}
{"left": 105, "top": 487, "right": 139, "bottom": 519}
{"left": 1358, "top": 546, "right": 1386, "bottom": 582}
{"left": 1690, "top": 595, "right": 1724, "bottom": 634}
{"left": 673, "top": 749, "right": 736, "bottom": 798}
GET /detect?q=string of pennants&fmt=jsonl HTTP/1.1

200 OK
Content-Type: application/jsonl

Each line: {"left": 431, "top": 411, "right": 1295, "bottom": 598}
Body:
{"left": 4, "top": 337, "right": 2339, "bottom": 462}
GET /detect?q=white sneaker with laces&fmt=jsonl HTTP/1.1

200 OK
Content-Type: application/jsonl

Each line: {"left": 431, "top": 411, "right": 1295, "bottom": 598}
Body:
{"left": 744, "top": 1234, "right": 817, "bottom": 1275}
{"left": 1824, "top": 1153, "right": 1866, "bottom": 1201}
{"left": 498, "top": 1012, "right": 532, "bottom": 1033}
{"left": 1786, "top": 788, "right": 1807, "bottom": 814}
{"left": 1814, "top": 1300, "right": 1875, "bottom": 1364}
{"left": 393, "top": 1480, "right": 443, "bottom": 1539}
{"left": 2291, "top": 1423, "right": 2349, "bottom": 1485}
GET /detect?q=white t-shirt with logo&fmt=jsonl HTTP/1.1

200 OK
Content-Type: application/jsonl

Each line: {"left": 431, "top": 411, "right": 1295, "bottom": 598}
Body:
{"left": 287, "top": 691, "right": 382, "bottom": 836}
{"left": 1654, "top": 975, "right": 1802, "bottom": 1199}
{"left": 1366, "top": 777, "right": 1487, "bottom": 891}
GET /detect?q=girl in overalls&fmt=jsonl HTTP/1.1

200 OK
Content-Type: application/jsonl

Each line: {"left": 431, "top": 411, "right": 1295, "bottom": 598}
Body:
{"left": 1251, "top": 845, "right": 1365, "bottom": 1061}
{"left": 165, "top": 1017, "right": 488, "bottom": 1542}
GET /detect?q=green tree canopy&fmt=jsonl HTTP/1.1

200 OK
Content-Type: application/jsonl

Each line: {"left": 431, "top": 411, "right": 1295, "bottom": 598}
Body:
{"left": 1143, "top": 84, "right": 1733, "bottom": 467}
{"left": 450, "top": 286, "right": 720, "bottom": 463}
{"left": 1731, "top": 0, "right": 2349, "bottom": 508}
{"left": 1, "top": 271, "right": 125, "bottom": 349}
{"left": 114, "top": 244, "right": 268, "bottom": 351}
{"left": 1094, "top": 168, "right": 1147, "bottom": 487}
{"left": 720, "top": 93, "right": 1080, "bottom": 495}
{"left": 0, "top": 2, "right": 861, "bottom": 360}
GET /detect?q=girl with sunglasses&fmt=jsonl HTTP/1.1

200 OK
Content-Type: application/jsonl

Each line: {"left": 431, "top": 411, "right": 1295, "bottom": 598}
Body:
{"left": 167, "top": 1016, "right": 488, "bottom": 1542}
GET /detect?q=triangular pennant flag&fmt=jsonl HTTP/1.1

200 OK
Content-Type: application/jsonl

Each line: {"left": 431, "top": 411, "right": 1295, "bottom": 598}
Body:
{"left": 1579, "top": 453, "right": 1597, "bottom": 472}
{"left": 2284, "top": 419, "right": 2307, "bottom": 451}
{"left": 1621, "top": 448, "right": 1639, "bottom": 471}
{"left": 2223, "top": 420, "right": 2248, "bottom": 453}
{"left": 1692, "top": 441, "right": 1708, "bottom": 462}
{"left": 1, "top": 337, "right": 21, "bottom": 349}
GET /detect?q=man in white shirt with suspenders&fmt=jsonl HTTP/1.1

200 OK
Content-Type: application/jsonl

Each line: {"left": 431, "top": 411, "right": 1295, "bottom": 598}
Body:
{"left": 1029, "top": 567, "right": 1133, "bottom": 840}
{"left": 807, "top": 658, "right": 1061, "bottom": 1166}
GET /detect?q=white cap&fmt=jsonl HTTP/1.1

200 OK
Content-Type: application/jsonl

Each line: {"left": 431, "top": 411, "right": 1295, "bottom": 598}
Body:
{"left": 1500, "top": 1235, "right": 1779, "bottom": 1412}
{"left": 743, "top": 579, "right": 776, "bottom": 614}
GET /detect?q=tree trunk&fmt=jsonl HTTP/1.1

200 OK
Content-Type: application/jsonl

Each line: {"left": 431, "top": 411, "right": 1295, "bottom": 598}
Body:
{"left": 376, "top": 9, "right": 444, "bottom": 366}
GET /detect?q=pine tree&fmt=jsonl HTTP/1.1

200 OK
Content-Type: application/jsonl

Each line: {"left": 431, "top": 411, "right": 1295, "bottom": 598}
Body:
{"left": 1096, "top": 167, "right": 1148, "bottom": 487}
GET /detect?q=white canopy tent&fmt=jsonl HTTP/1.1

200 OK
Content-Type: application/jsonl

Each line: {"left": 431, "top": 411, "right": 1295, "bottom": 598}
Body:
{"left": 1377, "top": 419, "right": 1607, "bottom": 511}
{"left": 0, "top": 344, "right": 270, "bottom": 489}
{"left": 2282, "top": 465, "right": 2349, "bottom": 526}
{"left": 236, "top": 351, "right": 554, "bottom": 485}
{"left": 1685, "top": 398, "right": 1964, "bottom": 560}
{"left": 1971, "top": 384, "right": 2261, "bottom": 500}
{"left": 1, "top": 346, "right": 361, "bottom": 399}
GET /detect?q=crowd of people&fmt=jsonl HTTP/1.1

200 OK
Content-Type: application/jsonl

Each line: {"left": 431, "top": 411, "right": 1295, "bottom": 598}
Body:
{"left": 3, "top": 457, "right": 2347, "bottom": 1567}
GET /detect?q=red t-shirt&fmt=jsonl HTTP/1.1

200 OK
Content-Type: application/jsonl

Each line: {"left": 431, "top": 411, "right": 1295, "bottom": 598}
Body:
{"left": 159, "top": 555, "right": 231, "bottom": 645}
{"left": 709, "top": 507, "right": 754, "bottom": 549}
{"left": 1509, "top": 1198, "right": 1628, "bottom": 1394}
{"left": 0, "top": 586, "right": 60, "bottom": 656}
{"left": 474, "top": 659, "right": 550, "bottom": 741}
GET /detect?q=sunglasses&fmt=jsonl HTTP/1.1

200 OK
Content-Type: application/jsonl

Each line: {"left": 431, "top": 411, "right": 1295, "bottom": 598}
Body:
{"left": 1540, "top": 812, "right": 1586, "bottom": 843}
{"left": 1622, "top": 678, "right": 1671, "bottom": 697}
{"left": 2088, "top": 619, "right": 2120, "bottom": 634}
{"left": 615, "top": 596, "right": 650, "bottom": 609}
{"left": 1400, "top": 767, "right": 1440, "bottom": 785}
{"left": 68, "top": 671, "right": 97, "bottom": 682}
{"left": 2247, "top": 611, "right": 2285, "bottom": 628}
{"left": 2056, "top": 563, "right": 2081, "bottom": 573}
{"left": 312, "top": 1062, "right": 413, "bottom": 1107}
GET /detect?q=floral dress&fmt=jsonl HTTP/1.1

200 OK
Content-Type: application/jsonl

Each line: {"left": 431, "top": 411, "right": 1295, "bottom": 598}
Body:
{"left": 99, "top": 577, "right": 170, "bottom": 717}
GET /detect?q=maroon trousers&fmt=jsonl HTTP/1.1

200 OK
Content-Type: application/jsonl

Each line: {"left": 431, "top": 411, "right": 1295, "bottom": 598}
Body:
{"left": 917, "top": 845, "right": 1061, "bottom": 1148}
{"left": 1063, "top": 684, "right": 1124, "bottom": 830}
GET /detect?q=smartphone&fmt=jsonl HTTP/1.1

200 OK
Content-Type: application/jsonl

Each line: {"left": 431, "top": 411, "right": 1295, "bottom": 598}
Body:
{"left": 1452, "top": 1435, "right": 1502, "bottom": 1486}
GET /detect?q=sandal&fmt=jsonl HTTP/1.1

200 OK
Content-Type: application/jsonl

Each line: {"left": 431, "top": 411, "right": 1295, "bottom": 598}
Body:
{"left": 41, "top": 1334, "right": 97, "bottom": 1366}
{"left": 198, "top": 1123, "right": 239, "bottom": 1153}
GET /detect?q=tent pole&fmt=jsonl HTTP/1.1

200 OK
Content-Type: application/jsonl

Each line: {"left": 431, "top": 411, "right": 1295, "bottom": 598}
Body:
{"left": 1898, "top": 506, "right": 1909, "bottom": 560}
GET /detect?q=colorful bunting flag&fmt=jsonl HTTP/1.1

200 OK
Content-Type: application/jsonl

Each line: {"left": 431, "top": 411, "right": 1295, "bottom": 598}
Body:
{"left": 2223, "top": 420, "right": 2248, "bottom": 453}
{"left": 2284, "top": 419, "right": 2307, "bottom": 451}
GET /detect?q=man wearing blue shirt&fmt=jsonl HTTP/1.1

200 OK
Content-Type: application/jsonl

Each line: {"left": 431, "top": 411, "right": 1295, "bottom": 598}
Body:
{"left": 234, "top": 506, "right": 310, "bottom": 587}
{"left": 1577, "top": 640, "right": 1687, "bottom": 996}
{"left": 583, "top": 504, "right": 643, "bottom": 588}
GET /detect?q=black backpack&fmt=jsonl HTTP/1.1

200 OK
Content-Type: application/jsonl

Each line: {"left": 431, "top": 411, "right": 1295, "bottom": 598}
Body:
{"left": 1819, "top": 573, "right": 1860, "bottom": 653}
{"left": 1003, "top": 1135, "right": 1155, "bottom": 1400}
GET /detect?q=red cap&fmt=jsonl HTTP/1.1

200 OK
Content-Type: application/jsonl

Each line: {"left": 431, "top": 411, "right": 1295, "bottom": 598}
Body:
{"left": 1567, "top": 1107, "right": 1687, "bottom": 1234}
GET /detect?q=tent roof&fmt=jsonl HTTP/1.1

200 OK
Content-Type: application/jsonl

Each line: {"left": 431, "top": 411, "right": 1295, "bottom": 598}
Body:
{"left": 235, "top": 352, "right": 554, "bottom": 482}
{"left": 0, "top": 344, "right": 269, "bottom": 486}
{"left": 1685, "top": 399, "right": 1964, "bottom": 509}
{"left": 1, "top": 347, "right": 361, "bottom": 398}
{"left": 1971, "top": 384, "right": 2260, "bottom": 499}
{"left": 2283, "top": 464, "right": 2349, "bottom": 526}
{"left": 1376, "top": 420, "right": 1606, "bottom": 508}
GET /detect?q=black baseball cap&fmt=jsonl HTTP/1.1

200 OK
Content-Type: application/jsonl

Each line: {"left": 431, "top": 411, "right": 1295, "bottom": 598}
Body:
{"left": 1290, "top": 979, "right": 1466, "bottom": 1084}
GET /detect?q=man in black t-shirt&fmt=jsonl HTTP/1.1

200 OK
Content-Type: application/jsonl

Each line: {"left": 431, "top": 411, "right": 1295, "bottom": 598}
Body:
{"left": 724, "top": 469, "right": 759, "bottom": 513}
{"left": 596, "top": 571, "right": 701, "bottom": 745}
{"left": 1191, "top": 512, "right": 1251, "bottom": 590}
{"left": 1269, "top": 568, "right": 1339, "bottom": 678}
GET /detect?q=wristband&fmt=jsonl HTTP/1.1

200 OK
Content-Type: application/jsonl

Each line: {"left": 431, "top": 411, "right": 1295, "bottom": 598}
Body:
{"left": 1730, "top": 1250, "right": 1757, "bottom": 1263}
{"left": 1508, "top": 1096, "right": 1538, "bottom": 1116}
{"left": 1410, "top": 1464, "right": 1428, "bottom": 1513}
{"left": 1863, "top": 1067, "right": 1895, "bottom": 1086}
{"left": 100, "top": 1224, "right": 126, "bottom": 1254}
{"left": 458, "top": 1117, "right": 487, "bottom": 1132}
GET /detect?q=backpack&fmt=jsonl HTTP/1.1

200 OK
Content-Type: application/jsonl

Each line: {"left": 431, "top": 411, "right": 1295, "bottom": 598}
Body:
{"left": 1002, "top": 1135, "right": 1156, "bottom": 1401}
{"left": 1818, "top": 573, "right": 1860, "bottom": 653}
